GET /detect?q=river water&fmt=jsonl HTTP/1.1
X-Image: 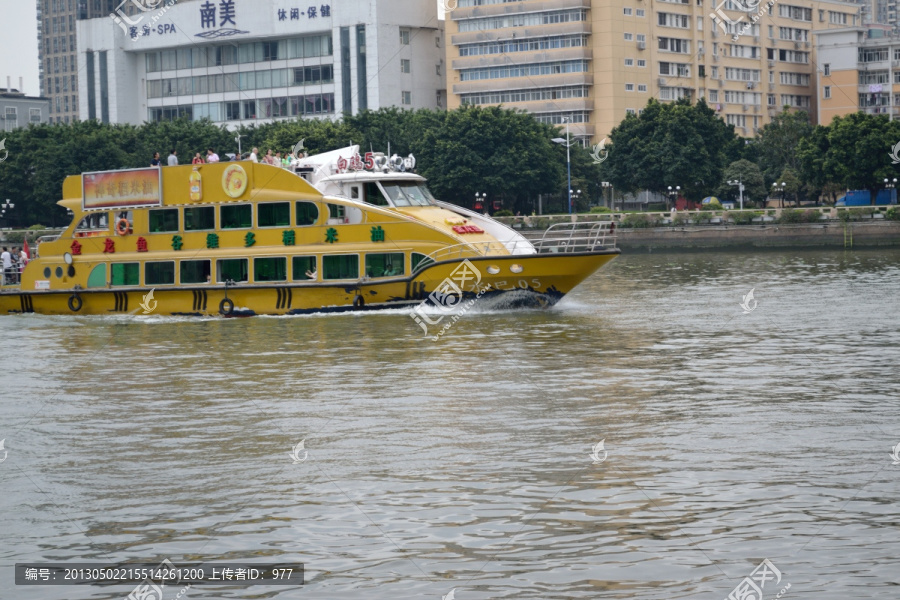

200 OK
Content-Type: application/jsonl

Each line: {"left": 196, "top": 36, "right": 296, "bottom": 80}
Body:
{"left": 1, "top": 248, "right": 899, "bottom": 600}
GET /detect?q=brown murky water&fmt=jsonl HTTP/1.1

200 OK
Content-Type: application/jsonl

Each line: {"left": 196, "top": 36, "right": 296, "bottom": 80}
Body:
{"left": 2, "top": 248, "right": 899, "bottom": 599}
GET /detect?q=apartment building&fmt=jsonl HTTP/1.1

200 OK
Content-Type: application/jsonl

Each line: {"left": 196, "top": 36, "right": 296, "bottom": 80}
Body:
{"left": 816, "top": 24, "right": 900, "bottom": 123}
{"left": 445, "top": 0, "right": 861, "bottom": 144}
{"left": 1, "top": 80, "right": 50, "bottom": 132}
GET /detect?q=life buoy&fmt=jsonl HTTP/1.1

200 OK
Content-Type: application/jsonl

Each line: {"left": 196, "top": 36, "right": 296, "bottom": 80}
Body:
{"left": 68, "top": 294, "right": 83, "bottom": 312}
{"left": 115, "top": 218, "right": 130, "bottom": 236}
{"left": 219, "top": 297, "right": 234, "bottom": 315}
{"left": 353, "top": 295, "right": 365, "bottom": 309}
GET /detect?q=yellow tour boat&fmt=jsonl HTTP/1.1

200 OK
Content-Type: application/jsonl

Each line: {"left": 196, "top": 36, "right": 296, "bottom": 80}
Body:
{"left": 0, "top": 147, "right": 618, "bottom": 318}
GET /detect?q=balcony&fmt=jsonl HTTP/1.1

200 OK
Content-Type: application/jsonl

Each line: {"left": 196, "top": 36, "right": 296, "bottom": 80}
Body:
{"left": 451, "top": 0, "right": 590, "bottom": 21}
{"left": 517, "top": 98, "right": 595, "bottom": 113}
{"left": 451, "top": 47, "right": 592, "bottom": 70}
{"left": 452, "top": 71, "right": 593, "bottom": 95}
{"left": 451, "top": 20, "right": 591, "bottom": 46}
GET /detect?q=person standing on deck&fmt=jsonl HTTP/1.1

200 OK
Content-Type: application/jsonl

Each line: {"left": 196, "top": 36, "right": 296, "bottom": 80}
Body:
{"left": 192, "top": 152, "right": 204, "bottom": 165}
{"left": 1, "top": 247, "right": 11, "bottom": 285}
{"left": 206, "top": 148, "right": 220, "bottom": 163}
{"left": 150, "top": 152, "right": 161, "bottom": 167}
{"left": 167, "top": 149, "right": 178, "bottom": 166}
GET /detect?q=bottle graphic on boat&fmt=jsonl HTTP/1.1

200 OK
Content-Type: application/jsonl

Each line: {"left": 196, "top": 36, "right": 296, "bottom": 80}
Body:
{"left": 189, "top": 167, "right": 202, "bottom": 201}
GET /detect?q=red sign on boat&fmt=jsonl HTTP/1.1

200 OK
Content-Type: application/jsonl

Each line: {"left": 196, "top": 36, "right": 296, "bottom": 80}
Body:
{"left": 452, "top": 225, "right": 484, "bottom": 234}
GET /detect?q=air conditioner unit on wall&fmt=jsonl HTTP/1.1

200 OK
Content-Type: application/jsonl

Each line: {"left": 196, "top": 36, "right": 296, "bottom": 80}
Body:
{"left": 637, "top": 41, "right": 646, "bottom": 50}
{"left": 658, "top": 77, "right": 668, "bottom": 85}
{"left": 747, "top": 81, "right": 755, "bottom": 89}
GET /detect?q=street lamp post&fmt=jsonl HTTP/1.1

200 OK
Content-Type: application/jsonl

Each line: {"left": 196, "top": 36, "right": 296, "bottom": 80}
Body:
{"left": 727, "top": 179, "right": 745, "bottom": 210}
{"left": 667, "top": 185, "right": 681, "bottom": 210}
{"left": 551, "top": 118, "right": 575, "bottom": 215}
{"left": 772, "top": 182, "right": 786, "bottom": 208}
{"left": 235, "top": 134, "right": 242, "bottom": 158}
{"left": 475, "top": 192, "right": 488, "bottom": 216}
{"left": 1, "top": 199, "right": 13, "bottom": 230}
{"left": 885, "top": 178, "right": 897, "bottom": 203}
{"left": 570, "top": 189, "right": 581, "bottom": 212}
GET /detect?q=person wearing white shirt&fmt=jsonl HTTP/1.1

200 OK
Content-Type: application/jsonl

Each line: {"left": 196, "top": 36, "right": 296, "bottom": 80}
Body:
{"left": 249, "top": 148, "right": 259, "bottom": 163}
{"left": 167, "top": 149, "right": 178, "bottom": 166}
{"left": 206, "top": 148, "right": 220, "bottom": 163}
{"left": 1, "top": 247, "right": 11, "bottom": 285}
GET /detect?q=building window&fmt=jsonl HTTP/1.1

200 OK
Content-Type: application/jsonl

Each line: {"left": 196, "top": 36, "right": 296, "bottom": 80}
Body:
{"left": 636, "top": 8, "right": 645, "bottom": 16}
{"left": 626, "top": 108, "right": 636, "bottom": 115}
{"left": 637, "top": 84, "right": 647, "bottom": 92}
{"left": 823, "top": 63, "right": 830, "bottom": 76}
{"left": 625, "top": 83, "right": 635, "bottom": 91}
{"left": 625, "top": 58, "right": 634, "bottom": 66}
{"left": 823, "top": 86, "right": 831, "bottom": 99}
{"left": 624, "top": 32, "right": 633, "bottom": 41}
{"left": 30, "top": 108, "right": 41, "bottom": 122}
{"left": 400, "top": 29, "right": 410, "bottom": 45}
{"left": 623, "top": 7, "right": 632, "bottom": 15}
{"left": 402, "top": 91, "right": 411, "bottom": 104}
{"left": 401, "top": 59, "right": 410, "bottom": 73}
{"left": 637, "top": 59, "right": 646, "bottom": 67}
{"left": 637, "top": 34, "right": 646, "bottom": 42}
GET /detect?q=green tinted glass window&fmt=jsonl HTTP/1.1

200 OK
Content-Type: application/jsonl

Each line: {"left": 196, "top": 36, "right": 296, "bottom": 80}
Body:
{"left": 184, "top": 206, "right": 215, "bottom": 230}
{"left": 149, "top": 208, "right": 179, "bottom": 232}
{"left": 411, "top": 252, "right": 434, "bottom": 272}
{"left": 145, "top": 261, "right": 175, "bottom": 285}
{"left": 254, "top": 257, "right": 287, "bottom": 282}
{"left": 296, "top": 201, "right": 318, "bottom": 226}
{"left": 217, "top": 258, "right": 248, "bottom": 282}
{"left": 87, "top": 264, "right": 106, "bottom": 288}
{"left": 180, "top": 260, "right": 211, "bottom": 284}
{"left": 111, "top": 263, "right": 139, "bottom": 286}
{"left": 365, "top": 253, "right": 405, "bottom": 278}
{"left": 292, "top": 256, "right": 317, "bottom": 280}
{"left": 258, "top": 202, "right": 290, "bottom": 227}
{"left": 221, "top": 204, "right": 252, "bottom": 229}
{"left": 322, "top": 254, "right": 358, "bottom": 280}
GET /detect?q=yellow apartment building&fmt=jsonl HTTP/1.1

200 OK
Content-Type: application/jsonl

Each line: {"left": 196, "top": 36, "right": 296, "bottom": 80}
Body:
{"left": 445, "top": 0, "right": 862, "bottom": 145}
{"left": 816, "top": 25, "right": 900, "bottom": 124}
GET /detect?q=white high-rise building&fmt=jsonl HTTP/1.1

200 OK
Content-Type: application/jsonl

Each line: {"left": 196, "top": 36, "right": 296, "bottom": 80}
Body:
{"left": 76, "top": 0, "right": 446, "bottom": 127}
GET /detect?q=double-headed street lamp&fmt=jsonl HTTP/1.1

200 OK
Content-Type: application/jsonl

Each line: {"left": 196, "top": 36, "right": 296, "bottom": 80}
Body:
{"left": 1, "top": 199, "right": 13, "bottom": 230}
{"left": 772, "top": 182, "right": 786, "bottom": 208}
{"left": 551, "top": 118, "right": 576, "bottom": 214}
{"left": 727, "top": 179, "right": 745, "bottom": 210}
{"left": 474, "top": 192, "right": 488, "bottom": 216}
{"left": 667, "top": 185, "right": 681, "bottom": 210}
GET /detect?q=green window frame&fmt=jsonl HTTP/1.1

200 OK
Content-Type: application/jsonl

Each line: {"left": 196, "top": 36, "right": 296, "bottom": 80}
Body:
{"left": 87, "top": 264, "right": 106, "bottom": 288}
{"left": 145, "top": 261, "right": 176, "bottom": 285}
{"left": 328, "top": 204, "right": 346, "bottom": 221}
{"left": 365, "top": 252, "right": 405, "bottom": 278}
{"left": 110, "top": 262, "right": 139, "bottom": 286}
{"left": 180, "top": 260, "right": 211, "bottom": 284}
{"left": 292, "top": 256, "right": 317, "bottom": 280}
{"left": 296, "top": 201, "right": 319, "bottom": 226}
{"left": 149, "top": 208, "right": 179, "bottom": 233}
{"left": 184, "top": 206, "right": 215, "bottom": 231}
{"left": 217, "top": 258, "right": 249, "bottom": 282}
{"left": 221, "top": 204, "right": 252, "bottom": 229}
{"left": 411, "top": 252, "right": 434, "bottom": 272}
{"left": 254, "top": 257, "right": 287, "bottom": 282}
{"left": 257, "top": 202, "right": 290, "bottom": 227}
{"left": 322, "top": 254, "right": 359, "bottom": 280}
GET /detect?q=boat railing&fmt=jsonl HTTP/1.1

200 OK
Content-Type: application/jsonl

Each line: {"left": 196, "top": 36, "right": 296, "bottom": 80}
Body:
{"left": 534, "top": 222, "right": 617, "bottom": 254}
{"left": 422, "top": 239, "right": 535, "bottom": 265}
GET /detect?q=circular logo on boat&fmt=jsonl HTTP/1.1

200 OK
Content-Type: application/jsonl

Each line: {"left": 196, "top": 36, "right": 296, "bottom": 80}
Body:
{"left": 222, "top": 164, "right": 248, "bottom": 198}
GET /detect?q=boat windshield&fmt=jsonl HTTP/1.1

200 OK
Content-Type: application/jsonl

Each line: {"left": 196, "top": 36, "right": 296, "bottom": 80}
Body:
{"left": 381, "top": 182, "right": 435, "bottom": 207}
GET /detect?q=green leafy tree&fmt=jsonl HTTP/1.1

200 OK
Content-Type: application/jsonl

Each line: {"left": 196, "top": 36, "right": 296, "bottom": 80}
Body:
{"left": 716, "top": 159, "right": 767, "bottom": 206}
{"left": 754, "top": 110, "right": 814, "bottom": 183}
{"left": 601, "top": 98, "right": 740, "bottom": 206}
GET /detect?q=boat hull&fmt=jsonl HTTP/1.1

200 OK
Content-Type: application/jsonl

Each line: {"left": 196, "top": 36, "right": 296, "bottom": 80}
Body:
{"left": 0, "top": 251, "right": 618, "bottom": 316}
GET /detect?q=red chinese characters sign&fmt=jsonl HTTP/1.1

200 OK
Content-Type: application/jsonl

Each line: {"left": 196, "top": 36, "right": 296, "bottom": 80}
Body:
{"left": 452, "top": 225, "right": 485, "bottom": 234}
{"left": 82, "top": 168, "right": 162, "bottom": 211}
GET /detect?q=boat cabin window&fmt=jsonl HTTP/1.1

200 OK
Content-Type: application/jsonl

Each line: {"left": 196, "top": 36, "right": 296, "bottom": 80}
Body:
{"left": 350, "top": 185, "right": 360, "bottom": 201}
{"left": 258, "top": 202, "right": 290, "bottom": 228}
{"left": 111, "top": 263, "right": 139, "bottom": 286}
{"left": 292, "top": 256, "right": 317, "bottom": 280}
{"left": 328, "top": 203, "right": 347, "bottom": 224}
{"left": 217, "top": 258, "right": 249, "bottom": 283}
{"left": 411, "top": 252, "right": 434, "bottom": 272}
{"left": 364, "top": 182, "right": 389, "bottom": 206}
{"left": 221, "top": 204, "right": 252, "bottom": 229}
{"left": 365, "top": 253, "right": 405, "bottom": 278}
{"left": 87, "top": 264, "right": 106, "bottom": 288}
{"left": 75, "top": 212, "right": 109, "bottom": 233}
{"left": 149, "top": 208, "right": 179, "bottom": 233}
{"left": 381, "top": 183, "right": 434, "bottom": 207}
{"left": 180, "top": 260, "right": 211, "bottom": 284}
{"left": 145, "top": 261, "right": 176, "bottom": 285}
{"left": 322, "top": 254, "right": 358, "bottom": 280}
{"left": 254, "top": 257, "right": 287, "bottom": 282}
{"left": 296, "top": 201, "right": 319, "bottom": 226}
{"left": 184, "top": 206, "right": 215, "bottom": 231}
